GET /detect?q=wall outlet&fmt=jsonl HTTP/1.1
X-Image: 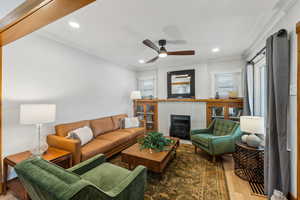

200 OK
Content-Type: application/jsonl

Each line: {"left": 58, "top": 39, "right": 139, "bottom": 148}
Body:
{"left": 290, "top": 84, "right": 297, "bottom": 96}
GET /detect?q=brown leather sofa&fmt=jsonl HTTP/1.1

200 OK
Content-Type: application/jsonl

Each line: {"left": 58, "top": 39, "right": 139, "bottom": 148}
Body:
{"left": 47, "top": 114, "right": 145, "bottom": 165}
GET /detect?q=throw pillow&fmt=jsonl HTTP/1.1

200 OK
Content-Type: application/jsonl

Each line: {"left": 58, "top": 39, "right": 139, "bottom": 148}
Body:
{"left": 66, "top": 126, "right": 93, "bottom": 146}
{"left": 124, "top": 117, "right": 140, "bottom": 129}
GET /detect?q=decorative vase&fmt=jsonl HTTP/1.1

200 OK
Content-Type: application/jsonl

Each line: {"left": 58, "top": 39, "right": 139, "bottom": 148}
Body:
{"left": 246, "top": 133, "right": 262, "bottom": 148}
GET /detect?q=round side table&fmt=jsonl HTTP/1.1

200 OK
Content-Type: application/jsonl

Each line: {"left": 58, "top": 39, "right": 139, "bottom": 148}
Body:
{"left": 232, "top": 141, "right": 264, "bottom": 183}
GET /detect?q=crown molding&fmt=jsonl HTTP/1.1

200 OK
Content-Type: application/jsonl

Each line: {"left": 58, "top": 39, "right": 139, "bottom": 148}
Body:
{"left": 243, "top": 0, "right": 298, "bottom": 60}
{"left": 134, "top": 54, "right": 244, "bottom": 72}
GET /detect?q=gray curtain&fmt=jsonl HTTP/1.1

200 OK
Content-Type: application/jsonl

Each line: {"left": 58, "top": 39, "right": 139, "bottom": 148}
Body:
{"left": 264, "top": 29, "right": 290, "bottom": 197}
{"left": 243, "top": 62, "right": 254, "bottom": 115}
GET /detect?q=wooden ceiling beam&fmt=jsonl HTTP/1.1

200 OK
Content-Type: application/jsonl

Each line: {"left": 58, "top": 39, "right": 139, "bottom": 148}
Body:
{"left": 0, "top": 0, "right": 51, "bottom": 32}
{"left": 0, "top": 0, "right": 95, "bottom": 46}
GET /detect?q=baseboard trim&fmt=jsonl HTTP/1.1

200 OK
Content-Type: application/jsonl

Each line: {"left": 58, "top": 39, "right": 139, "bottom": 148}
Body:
{"left": 288, "top": 193, "right": 297, "bottom": 200}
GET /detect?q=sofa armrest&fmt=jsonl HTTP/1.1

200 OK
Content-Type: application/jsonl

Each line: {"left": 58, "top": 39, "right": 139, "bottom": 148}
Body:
{"left": 47, "top": 134, "right": 81, "bottom": 165}
{"left": 107, "top": 165, "right": 147, "bottom": 198}
{"left": 67, "top": 154, "right": 106, "bottom": 175}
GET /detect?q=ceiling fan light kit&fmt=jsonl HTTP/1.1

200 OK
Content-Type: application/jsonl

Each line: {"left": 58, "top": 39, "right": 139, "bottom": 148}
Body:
{"left": 142, "top": 39, "right": 195, "bottom": 63}
{"left": 159, "top": 46, "right": 168, "bottom": 58}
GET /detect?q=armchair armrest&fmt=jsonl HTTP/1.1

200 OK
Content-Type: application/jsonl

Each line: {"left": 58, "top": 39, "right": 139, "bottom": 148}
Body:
{"left": 107, "top": 165, "right": 147, "bottom": 198}
{"left": 210, "top": 135, "right": 235, "bottom": 155}
{"left": 47, "top": 134, "right": 81, "bottom": 165}
{"left": 191, "top": 120, "right": 215, "bottom": 135}
{"left": 67, "top": 154, "right": 106, "bottom": 175}
{"left": 191, "top": 128, "right": 212, "bottom": 135}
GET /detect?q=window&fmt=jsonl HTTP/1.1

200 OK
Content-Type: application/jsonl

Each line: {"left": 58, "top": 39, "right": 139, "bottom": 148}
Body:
{"left": 138, "top": 77, "right": 156, "bottom": 98}
{"left": 214, "top": 72, "right": 241, "bottom": 98}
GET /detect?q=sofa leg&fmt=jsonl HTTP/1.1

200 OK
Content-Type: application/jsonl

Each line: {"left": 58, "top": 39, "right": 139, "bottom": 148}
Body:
{"left": 194, "top": 146, "right": 197, "bottom": 153}
{"left": 212, "top": 155, "right": 216, "bottom": 163}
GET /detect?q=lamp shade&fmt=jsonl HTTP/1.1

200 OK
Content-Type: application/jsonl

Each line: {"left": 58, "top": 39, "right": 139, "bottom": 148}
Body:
{"left": 240, "top": 116, "right": 265, "bottom": 134}
{"left": 130, "top": 91, "right": 142, "bottom": 100}
{"left": 20, "top": 104, "right": 56, "bottom": 125}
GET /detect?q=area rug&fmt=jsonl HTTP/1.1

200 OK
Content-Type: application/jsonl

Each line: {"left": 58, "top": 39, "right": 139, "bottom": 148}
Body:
{"left": 109, "top": 144, "right": 230, "bottom": 200}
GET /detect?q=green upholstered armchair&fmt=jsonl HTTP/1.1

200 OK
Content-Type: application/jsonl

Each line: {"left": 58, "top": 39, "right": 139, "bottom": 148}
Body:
{"left": 15, "top": 154, "right": 147, "bottom": 200}
{"left": 190, "top": 119, "right": 242, "bottom": 162}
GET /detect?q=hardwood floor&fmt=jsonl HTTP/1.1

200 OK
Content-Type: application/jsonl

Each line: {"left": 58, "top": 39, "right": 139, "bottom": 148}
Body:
{"left": 222, "top": 154, "right": 267, "bottom": 200}
{"left": 0, "top": 192, "right": 15, "bottom": 200}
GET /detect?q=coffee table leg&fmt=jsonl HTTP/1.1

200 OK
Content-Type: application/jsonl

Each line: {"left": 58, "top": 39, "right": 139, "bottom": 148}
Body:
{"left": 128, "top": 163, "right": 132, "bottom": 170}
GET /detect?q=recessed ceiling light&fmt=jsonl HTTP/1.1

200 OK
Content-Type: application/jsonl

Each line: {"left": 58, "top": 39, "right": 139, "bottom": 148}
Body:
{"left": 139, "top": 59, "right": 145, "bottom": 64}
{"left": 68, "top": 21, "right": 80, "bottom": 29}
{"left": 212, "top": 48, "right": 220, "bottom": 53}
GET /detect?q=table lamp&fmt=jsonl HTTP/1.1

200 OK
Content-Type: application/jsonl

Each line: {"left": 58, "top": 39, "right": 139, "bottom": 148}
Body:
{"left": 130, "top": 91, "right": 142, "bottom": 100}
{"left": 130, "top": 91, "right": 141, "bottom": 117}
{"left": 20, "top": 104, "right": 56, "bottom": 156}
{"left": 240, "top": 116, "right": 265, "bottom": 148}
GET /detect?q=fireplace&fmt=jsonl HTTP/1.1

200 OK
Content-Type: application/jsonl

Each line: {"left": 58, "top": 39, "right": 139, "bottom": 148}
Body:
{"left": 170, "top": 115, "right": 191, "bottom": 140}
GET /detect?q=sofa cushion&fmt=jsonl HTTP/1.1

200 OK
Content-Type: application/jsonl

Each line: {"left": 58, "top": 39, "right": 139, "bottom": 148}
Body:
{"left": 81, "top": 162, "right": 130, "bottom": 192}
{"left": 55, "top": 120, "right": 90, "bottom": 137}
{"left": 123, "top": 127, "right": 145, "bottom": 139}
{"left": 191, "top": 134, "right": 211, "bottom": 148}
{"left": 81, "top": 139, "right": 114, "bottom": 161}
{"left": 96, "top": 131, "right": 132, "bottom": 146}
{"left": 213, "top": 119, "right": 236, "bottom": 136}
{"left": 111, "top": 114, "right": 128, "bottom": 130}
{"left": 90, "top": 117, "right": 114, "bottom": 137}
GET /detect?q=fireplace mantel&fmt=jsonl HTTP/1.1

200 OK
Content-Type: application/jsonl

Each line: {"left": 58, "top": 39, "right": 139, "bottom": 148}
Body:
{"left": 136, "top": 98, "right": 243, "bottom": 103}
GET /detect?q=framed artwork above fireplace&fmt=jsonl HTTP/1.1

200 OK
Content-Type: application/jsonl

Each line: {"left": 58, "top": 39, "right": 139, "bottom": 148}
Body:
{"left": 167, "top": 69, "right": 195, "bottom": 98}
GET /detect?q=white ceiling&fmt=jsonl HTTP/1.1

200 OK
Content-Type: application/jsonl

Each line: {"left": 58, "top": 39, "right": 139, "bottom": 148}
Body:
{"left": 34, "top": 0, "right": 288, "bottom": 69}
{"left": 0, "top": 0, "right": 25, "bottom": 19}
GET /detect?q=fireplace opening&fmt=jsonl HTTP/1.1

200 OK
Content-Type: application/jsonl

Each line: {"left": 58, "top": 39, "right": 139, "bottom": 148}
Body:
{"left": 170, "top": 115, "right": 191, "bottom": 140}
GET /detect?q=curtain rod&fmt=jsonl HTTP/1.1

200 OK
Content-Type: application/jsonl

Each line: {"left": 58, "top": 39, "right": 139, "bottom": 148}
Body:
{"left": 248, "top": 46, "right": 266, "bottom": 64}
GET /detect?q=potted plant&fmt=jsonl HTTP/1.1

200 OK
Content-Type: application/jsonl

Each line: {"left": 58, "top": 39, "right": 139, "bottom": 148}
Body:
{"left": 138, "top": 132, "right": 174, "bottom": 153}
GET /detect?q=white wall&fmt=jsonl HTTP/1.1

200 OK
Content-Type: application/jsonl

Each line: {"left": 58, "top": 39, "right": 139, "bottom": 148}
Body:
{"left": 3, "top": 33, "right": 136, "bottom": 174}
{"left": 246, "top": 1, "right": 300, "bottom": 196}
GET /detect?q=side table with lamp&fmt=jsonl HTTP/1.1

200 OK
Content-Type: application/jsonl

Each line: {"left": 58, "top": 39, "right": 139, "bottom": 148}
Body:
{"left": 233, "top": 116, "right": 265, "bottom": 195}
{"left": 2, "top": 104, "right": 72, "bottom": 200}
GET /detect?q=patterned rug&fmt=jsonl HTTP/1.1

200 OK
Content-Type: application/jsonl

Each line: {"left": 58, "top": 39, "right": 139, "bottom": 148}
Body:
{"left": 109, "top": 144, "right": 230, "bottom": 200}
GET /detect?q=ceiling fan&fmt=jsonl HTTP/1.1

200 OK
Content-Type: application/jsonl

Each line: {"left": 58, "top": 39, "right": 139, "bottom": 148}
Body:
{"left": 142, "top": 39, "right": 195, "bottom": 63}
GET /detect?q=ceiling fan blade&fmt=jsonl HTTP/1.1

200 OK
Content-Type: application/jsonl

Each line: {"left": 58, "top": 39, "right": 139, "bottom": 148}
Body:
{"left": 146, "top": 56, "right": 159, "bottom": 63}
{"left": 167, "top": 50, "right": 195, "bottom": 55}
{"left": 143, "top": 39, "right": 160, "bottom": 53}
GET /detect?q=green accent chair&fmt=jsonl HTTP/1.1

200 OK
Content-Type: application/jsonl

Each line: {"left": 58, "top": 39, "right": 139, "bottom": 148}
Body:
{"left": 14, "top": 154, "right": 147, "bottom": 200}
{"left": 190, "top": 119, "right": 242, "bottom": 162}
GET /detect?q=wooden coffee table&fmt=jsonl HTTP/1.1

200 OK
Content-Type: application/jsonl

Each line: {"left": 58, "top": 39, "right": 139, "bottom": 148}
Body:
{"left": 121, "top": 137, "right": 180, "bottom": 173}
